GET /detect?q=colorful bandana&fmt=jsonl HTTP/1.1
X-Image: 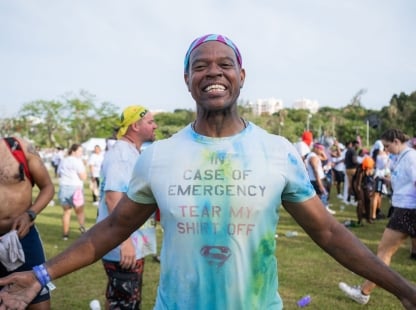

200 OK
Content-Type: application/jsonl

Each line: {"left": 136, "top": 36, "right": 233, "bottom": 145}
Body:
{"left": 116, "top": 105, "right": 148, "bottom": 139}
{"left": 184, "top": 34, "right": 242, "bottom": 73}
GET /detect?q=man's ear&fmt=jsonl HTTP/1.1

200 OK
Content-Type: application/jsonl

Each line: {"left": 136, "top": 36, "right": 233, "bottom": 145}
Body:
{"left": 239, "top": 68, "right": 246, "bottom": 89}
{"left": 184, "top": 73, "right": 191, "bottom": 92}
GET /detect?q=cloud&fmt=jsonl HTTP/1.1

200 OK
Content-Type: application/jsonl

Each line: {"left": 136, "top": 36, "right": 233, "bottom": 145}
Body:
{"left": 0, "top": 0, "right": 415, "bottom": 117}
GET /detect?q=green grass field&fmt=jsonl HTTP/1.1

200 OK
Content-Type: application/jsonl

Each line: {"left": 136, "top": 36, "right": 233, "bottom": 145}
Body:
{"left": 34, "top": 180, "right": 414, "bottom": 309}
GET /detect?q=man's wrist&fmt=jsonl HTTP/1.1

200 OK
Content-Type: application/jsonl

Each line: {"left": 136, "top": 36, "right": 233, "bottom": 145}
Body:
{"left": 32, "top": 264, "right": 56, "bottom": 291}
{"left": 26, "top": 210, "right": 37, "bottom": 222}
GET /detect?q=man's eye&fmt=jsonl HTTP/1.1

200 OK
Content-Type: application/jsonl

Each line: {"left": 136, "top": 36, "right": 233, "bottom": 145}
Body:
{"left": 221, "top": 63, "right": 233, "bottom": 68}
{"left": 193, "top": 64, "right": 207, "bottom": 71}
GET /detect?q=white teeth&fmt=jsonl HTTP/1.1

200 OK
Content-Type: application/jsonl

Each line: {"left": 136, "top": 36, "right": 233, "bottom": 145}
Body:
{"left": 204, "top": 84, "right": 226, "bottom": 92}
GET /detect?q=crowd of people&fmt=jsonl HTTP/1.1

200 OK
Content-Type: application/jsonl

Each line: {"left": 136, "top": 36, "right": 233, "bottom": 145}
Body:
{"left": 293, "top": 125, "right": 416, "bottom": 305}
{"left": 294, "top": 131, "right": 396, "bottom": 225}
{"left": 0, "top": 34, "right": 415, "bottom": 310}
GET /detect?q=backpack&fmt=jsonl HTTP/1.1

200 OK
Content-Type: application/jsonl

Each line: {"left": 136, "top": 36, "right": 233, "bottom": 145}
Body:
{"left": 3, "top": 137, "right": 34, "bottom": 186}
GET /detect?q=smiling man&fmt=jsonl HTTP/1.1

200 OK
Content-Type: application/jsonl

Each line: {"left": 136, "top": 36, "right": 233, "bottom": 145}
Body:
{"left": 0, "top": 34, "right": 416, "bottom": 310}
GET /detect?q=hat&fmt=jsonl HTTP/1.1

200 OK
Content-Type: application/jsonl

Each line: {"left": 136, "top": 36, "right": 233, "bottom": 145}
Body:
{"left": 301, "top": 131, "right": 313, "bottom": 146}
{"left": 362, "top": 156, "right": 374, "bottom": 170}
{"left": 313, "top": 143, "right": 325, "bottom": 151}
{"left": 184, "top": 34, "right": 242, "bottom": 73}
{"left": 116, "top": 105, "right": 149, "bottom": 139}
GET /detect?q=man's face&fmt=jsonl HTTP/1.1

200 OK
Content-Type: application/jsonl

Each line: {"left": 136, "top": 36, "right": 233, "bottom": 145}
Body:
{"left": 184, "top": 41, "right": 245, "bottom": 111}
{"left": 137, "top": 112, "right": 158, "bottom": 142}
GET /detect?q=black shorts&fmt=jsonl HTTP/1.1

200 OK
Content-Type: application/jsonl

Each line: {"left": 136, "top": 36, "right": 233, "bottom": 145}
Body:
{"left": 333, "top": 170, "right": 345, "bottom": 183}
{"left": 0, "top": 226, "right": 50, "bottom": 304}
{"left": 374, "top": 177, "right": 384, "bottom": 193}
{"left": 387, "top": 207, "right": 416, "bottom": 237}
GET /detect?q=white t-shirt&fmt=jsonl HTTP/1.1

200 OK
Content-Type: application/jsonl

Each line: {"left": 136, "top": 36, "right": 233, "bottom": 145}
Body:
{"left": 294, "top": 140, "right": 310, "bottom": 158}
{"left": 390, "top": 147, "right": 416, "bottom": 209}
{"left": 88, "top": 152, "right": 104, "bottom": 178}
{"left": 127, "top": 123, "right": 315, "bottom": 310}
{"left": 58, "top": 156, "right": 85, "bottom": 187}
{"left": 332, "top": 151, "right": 345, "bottom": 172}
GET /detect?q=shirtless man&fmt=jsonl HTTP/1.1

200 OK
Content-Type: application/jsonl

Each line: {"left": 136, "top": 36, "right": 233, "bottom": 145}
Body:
{"left": 0, "top": 137, "right": 54, "bottom": 310}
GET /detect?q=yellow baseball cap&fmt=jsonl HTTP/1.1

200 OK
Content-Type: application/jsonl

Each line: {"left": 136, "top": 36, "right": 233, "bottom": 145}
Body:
{"left": 116, "top": 105, "right": 148, "bottom": 139}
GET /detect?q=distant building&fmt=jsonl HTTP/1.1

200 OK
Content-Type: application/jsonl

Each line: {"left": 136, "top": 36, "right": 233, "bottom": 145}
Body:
{"left": 249, "top": 98, "right": 284, "bottom": 116}
{"left": 292, "top": 98, "right": 319, "bottom": 114}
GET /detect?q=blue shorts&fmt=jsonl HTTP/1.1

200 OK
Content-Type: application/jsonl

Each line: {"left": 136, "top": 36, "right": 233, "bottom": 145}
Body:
{"left": 0, "top": 226, "right": 50, "bottom": 304}
{"left": 58, "top": 185, "right": 79, "bottom": 208}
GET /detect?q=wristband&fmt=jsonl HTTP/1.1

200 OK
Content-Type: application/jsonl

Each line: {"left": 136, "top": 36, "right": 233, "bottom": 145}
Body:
{"left": 33, "top": 264, "right": 56, "bottom": 291}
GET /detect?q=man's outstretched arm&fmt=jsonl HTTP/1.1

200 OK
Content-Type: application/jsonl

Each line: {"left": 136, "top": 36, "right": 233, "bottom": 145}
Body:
{"left": 0, "top": 195, "right": 157, "bottom": 310}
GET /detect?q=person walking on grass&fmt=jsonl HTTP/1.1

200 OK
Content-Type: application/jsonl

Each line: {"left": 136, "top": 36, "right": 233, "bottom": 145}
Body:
{"left": 97, "top": 105, "right": 158, "bottom": 309}
{"left": 87, "top": 145, "right": 104, "bottom": 206}
{"left": 339, "top": 128, "right": 416, "bottom": 305}
{"left": 352, "top": 156, "right": 375, "bottom": 225}
{"left": 305, "top": 143, "right": 336, "bottom": 215}
{"left": 57, "top": 144, "right": 87, "bottom": 240}
{"left": 0, "top": 34, "right": 416, "bottom": 310}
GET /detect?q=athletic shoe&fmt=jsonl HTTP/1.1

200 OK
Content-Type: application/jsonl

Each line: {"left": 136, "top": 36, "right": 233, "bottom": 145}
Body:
{"left": 326, "top": 206, "right": 336, "bottom": 215}
{"left": 63, "top": 235, "right": 69, "bottom": 241}
{"left": 338, "top": 282, "right": 370, "bottom": 305}
{"left": 337, "top": 194, "right": 344, "bottom": 199}
{"left": 79, "top": 226, "right": 87, "bottom": 234}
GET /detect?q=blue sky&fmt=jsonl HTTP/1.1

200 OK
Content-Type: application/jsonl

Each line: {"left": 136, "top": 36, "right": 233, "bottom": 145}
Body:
{"left": 1, "top": 0, "right": 415, "bottom": 117}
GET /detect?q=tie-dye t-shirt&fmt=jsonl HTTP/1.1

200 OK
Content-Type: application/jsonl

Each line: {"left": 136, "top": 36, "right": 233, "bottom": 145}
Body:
{"left": 127, "top": 123, "right": 315, "bottom": 310}
{"left": 97, "top": 140, "right": 156, "bottom": 261}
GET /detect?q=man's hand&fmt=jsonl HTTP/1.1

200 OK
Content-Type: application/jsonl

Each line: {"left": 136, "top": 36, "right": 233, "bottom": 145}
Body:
{"left": 0, "top": 271, "right": 41, "bottom": 310}
{"left": 11, "top": 213, "right": 33, "bottom": 239}
{"left": 120, "top": 238, "right": 136, "bottom": 269}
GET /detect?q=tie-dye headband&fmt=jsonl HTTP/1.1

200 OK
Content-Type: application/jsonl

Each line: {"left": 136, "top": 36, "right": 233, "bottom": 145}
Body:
{"left": 184, "top": 34, "right": 242, "bottom": 73}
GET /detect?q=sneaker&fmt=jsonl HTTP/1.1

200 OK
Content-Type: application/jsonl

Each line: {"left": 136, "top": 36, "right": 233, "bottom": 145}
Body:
{"left": 63, "top": 235, "right": 69, "bottom": 241}
{"left": 338, "top": 282, "right": 370, "bottom": 305}
{"left": 79, "top": 226, "right": 87, "bottom": 234}
{"left": 326, "top": 206, "right": 336, "bottom": 215}
{"left": 376, "top": 212, "right": 386, "bottom": 219}
{"left": 93, "top": 201, "right": 99, "bottom": 206}
{"left": 337, "top": 194, "right": 344, "bottom": 199}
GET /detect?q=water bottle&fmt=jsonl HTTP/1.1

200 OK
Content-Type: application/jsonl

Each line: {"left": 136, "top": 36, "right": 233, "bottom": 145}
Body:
{"left": 89, "top": 299, "right": 101, "bottom": 310}
{"left": 297, "top": 295, "right": 311, "bottom": 307}
{"left": 285, "top": 231, "right": 298, "bottom": 237}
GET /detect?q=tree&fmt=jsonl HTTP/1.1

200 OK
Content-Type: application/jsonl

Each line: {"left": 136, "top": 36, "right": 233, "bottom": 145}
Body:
{"left": 18, "top": 100, "right": 65, "bottom": 147}
{"left": 16, "top": 90, "right": 119, "bottom": 147}
{"left": 380, "top": 91, "right": 416, "bottom": 136}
